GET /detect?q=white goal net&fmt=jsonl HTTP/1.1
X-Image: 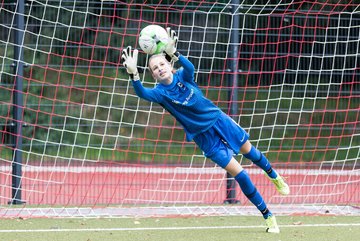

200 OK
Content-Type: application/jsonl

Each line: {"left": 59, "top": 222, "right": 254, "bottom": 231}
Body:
{"left": 0, "top": 0, "right": 359, "bottom": 218}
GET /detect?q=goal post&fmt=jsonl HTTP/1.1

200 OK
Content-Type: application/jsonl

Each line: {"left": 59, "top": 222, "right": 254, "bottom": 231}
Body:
{"left": 0, "top": 0, "right": 359, "bottom": 218}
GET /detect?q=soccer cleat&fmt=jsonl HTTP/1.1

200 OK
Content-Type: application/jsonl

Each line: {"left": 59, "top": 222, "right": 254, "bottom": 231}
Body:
{"left": 267, "top": 172, "right": 290, "bottom": 195}
{"left": 265, "top": 215, "right": 280, "bottom": 233}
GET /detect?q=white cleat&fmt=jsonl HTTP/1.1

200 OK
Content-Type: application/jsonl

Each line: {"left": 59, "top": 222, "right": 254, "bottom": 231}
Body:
{"left": 265, "top": 215, "right": 280, "bottom": 233}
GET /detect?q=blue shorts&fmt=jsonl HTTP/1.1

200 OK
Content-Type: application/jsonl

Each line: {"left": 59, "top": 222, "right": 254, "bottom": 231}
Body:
{"left": 193, "top": 112, "right": 249, "bottom": 168}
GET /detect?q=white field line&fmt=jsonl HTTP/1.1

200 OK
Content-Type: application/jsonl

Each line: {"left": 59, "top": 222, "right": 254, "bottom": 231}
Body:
{"left": 0, "top": 223, "right": 360, "bottom": 233}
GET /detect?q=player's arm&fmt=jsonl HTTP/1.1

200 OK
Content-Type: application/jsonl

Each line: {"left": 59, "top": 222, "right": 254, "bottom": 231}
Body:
{"left": 177, "top": 55, "right": 195, "bottom": 82}
{"left": 164, "top": 28, "right": 195, "bottom": 82}
{"left": 121, "top": 46, "right": 161, "bottom": 103}
{"left": 132, "top": 80, "right": 161, "bottom": 103}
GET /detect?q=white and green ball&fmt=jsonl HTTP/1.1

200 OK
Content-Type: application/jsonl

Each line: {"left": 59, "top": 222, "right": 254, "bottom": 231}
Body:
{"left": 139, "top": 25, "right": 168, "bottom": 55}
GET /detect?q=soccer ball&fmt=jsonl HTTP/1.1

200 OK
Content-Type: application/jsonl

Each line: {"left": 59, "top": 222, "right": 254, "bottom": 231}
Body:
{"left": 139, "top": 25, "right": 168, "bottom": 55}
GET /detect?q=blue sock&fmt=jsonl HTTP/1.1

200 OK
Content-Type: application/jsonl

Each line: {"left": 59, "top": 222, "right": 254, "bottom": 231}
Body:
{"left": 243, "top": 146, "right": 277, "bottom": 179}
{"left": 235, "top": 170, "right": 272, "bottom": 219}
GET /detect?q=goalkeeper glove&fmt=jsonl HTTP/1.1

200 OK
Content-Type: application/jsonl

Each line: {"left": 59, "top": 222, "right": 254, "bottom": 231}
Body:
{"left": 121, "top": 46, "right": 140, "bottom": 80}
{"left": 164, "top": 27, "right": 180, "bottom": 62}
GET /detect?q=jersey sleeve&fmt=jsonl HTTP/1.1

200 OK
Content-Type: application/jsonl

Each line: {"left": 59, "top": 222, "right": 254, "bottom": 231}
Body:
{"left": 178, "top": 55, "right": 195, "bottom": 83}
{"left": 132, "top": 80, "right": 162, "bottom": 103}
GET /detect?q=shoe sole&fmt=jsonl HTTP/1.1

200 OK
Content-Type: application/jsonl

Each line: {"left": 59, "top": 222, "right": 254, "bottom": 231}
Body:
{"left": 266, "top": 228, "right": 280, "bottom": 233}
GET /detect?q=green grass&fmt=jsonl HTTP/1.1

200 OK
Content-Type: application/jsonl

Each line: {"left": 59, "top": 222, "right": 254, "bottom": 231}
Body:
{"left": 0, "top": 215, "right": 359, "bottom": 241}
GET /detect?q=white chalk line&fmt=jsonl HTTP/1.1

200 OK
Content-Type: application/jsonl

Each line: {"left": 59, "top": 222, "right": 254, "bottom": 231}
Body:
{"left": 0, "top": 223, "right": 359, "bottom": 233}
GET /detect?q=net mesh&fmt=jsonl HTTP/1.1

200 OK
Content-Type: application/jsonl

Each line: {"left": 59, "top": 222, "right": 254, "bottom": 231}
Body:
{"left": 0, "top": 0, "right": 359, "bottom": 217}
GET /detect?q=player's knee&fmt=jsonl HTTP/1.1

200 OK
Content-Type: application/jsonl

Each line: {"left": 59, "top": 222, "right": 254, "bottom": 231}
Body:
{"left": 240, "top": 140, "right": 252, "bottom": 154}
{"left": 224, "top": 157, "right": 244, "bottom": 177}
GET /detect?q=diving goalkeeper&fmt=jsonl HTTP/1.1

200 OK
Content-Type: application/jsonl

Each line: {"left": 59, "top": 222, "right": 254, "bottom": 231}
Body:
{"left": 121, "top": 28, "right": 290, "bottom": 233}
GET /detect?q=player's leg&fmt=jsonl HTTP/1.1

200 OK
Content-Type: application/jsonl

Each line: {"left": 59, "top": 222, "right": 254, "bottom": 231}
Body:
{"left": 240, "top": 141, "right": 290, "bottom": 195}
{"left": 194, "top": 129, "right": 280, "bottom": 233}
{"left": 225, "top": 158, "right": 271, "bottom": 218}
{"left": 224, "top": 158, "right": 280, "bottom": 233}
{"left": 210, "top": 113, "right": 285, "bottom": 190}
{"left": 240, "top": 140, "right": 276, "bottom": 177}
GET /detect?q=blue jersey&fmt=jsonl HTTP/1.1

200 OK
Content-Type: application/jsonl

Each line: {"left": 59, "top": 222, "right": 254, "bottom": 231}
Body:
{"left": 132, "top": 55, "right": 222, "bottom": 141}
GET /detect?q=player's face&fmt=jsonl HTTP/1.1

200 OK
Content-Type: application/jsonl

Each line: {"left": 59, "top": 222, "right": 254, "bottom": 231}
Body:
{"left": 149, "top": 56, "right": 173, "bottom": 84}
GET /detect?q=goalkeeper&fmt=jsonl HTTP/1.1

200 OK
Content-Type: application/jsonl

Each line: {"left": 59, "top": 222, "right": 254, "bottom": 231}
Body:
{"left": 122, "top": 28, "right": 289, "bottom": 233}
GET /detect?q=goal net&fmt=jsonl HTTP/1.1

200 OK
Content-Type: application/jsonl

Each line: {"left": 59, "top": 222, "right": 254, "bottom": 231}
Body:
{"left": 0, "top": 0, "right": 359, "bottom": 218}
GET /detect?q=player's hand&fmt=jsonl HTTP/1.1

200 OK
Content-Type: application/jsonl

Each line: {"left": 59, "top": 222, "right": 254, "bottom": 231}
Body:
{"left": 121, "top": 46, "right": 140, "bottom": 80}
{"left": 164, "top": 27, "right": 179, "bottom": 62}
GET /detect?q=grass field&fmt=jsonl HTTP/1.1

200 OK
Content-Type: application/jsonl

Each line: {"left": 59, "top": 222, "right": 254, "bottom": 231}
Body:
{"left": 0, "top": 215, "right": 359, "bottom": 241}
